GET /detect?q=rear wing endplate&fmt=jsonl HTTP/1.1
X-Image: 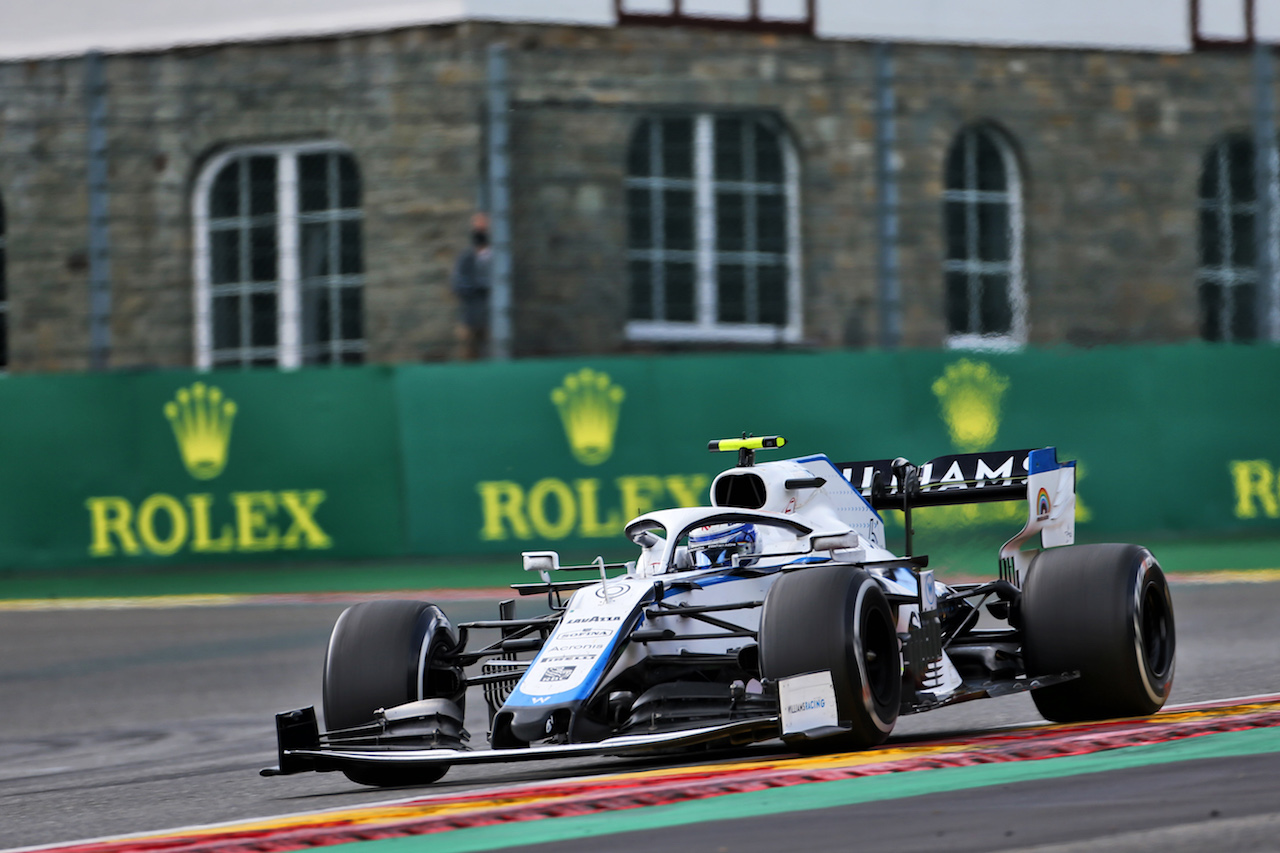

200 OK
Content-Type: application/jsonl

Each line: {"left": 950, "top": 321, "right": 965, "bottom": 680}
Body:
{"left": 836, "top": 448, "right": 1076, "bottom": 579}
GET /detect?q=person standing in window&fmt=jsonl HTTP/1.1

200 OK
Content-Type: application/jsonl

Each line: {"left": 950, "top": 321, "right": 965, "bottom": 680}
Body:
{"left": 452, "top": 212, "right": 491, "bottom": 360}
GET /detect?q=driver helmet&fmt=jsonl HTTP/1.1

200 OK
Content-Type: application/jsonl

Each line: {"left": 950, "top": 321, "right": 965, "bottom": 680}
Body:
{"left": 689, "top": 522, "right": 759, "bottom": 568}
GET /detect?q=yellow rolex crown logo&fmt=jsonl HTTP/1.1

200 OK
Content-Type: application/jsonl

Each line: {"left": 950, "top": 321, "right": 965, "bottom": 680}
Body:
{"left": 551, "top": 368, "right": 625, "bottom": 466}
{"left": 164, "top": 382, "right": 237, "bottom": 480}
{"left": 931, "top": 359, "right": 1009, "bottom": 453}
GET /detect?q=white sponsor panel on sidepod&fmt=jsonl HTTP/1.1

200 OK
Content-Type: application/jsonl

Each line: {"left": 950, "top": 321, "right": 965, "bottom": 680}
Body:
{"left": 519, "top": 580, "right": 649, "bottom": 697}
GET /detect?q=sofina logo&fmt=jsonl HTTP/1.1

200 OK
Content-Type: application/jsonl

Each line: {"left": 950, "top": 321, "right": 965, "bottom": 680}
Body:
{"left": 551, "top": 369, "right": 625, "bottom": 466}
{"left": 164, "top": 382, "right": 236, "bottom": 480}
{"left": 931, "top": 360, "right": 1009, "bottom": 453}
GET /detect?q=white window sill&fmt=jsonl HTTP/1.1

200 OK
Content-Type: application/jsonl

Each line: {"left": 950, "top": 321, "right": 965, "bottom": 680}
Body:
{"left": 626, "top": 321, "right": 803, "bottom": 346}
{"left": 945, "top": 334, "right": 1026, "bottom": 352}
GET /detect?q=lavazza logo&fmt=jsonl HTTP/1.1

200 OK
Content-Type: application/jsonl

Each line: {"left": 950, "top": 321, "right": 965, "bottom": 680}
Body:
{"left": 84, "top": 382, "right": 333, "bottom": 558}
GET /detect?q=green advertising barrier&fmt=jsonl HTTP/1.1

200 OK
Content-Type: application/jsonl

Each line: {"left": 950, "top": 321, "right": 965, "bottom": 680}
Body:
{"left": 394, "top": 345, "right": 1280, "bottom": 562}
{"left": 0, "top": 367, "right": 405, "bottom": 570}
{"left": 0, "top": 344, "right": 1277, "bottom": 573}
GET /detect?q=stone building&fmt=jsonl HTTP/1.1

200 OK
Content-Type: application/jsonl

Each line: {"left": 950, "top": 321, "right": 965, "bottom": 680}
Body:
{"left": 0, "top": 0, "right": 1273, "bottom": 371}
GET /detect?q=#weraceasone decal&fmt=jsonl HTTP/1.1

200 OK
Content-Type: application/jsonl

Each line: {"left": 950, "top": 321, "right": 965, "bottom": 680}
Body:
{"left": 84, "top": 382, "right": 332, "bottom": 558}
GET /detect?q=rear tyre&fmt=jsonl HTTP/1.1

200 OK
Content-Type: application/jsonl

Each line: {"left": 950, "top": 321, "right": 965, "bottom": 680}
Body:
{"left": 322, "top": 599, "right": 461, "bottom": 786}
{"left": 760, "top": 565, "right": 901, "bottom": 751}
{"left": 1022, "top": 544, "right": 1175, "bottom": 722}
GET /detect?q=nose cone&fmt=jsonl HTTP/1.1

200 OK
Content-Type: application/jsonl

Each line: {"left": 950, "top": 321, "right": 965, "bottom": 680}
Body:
{"left": 506, "top": 704, "right": 577, "bottom": 743}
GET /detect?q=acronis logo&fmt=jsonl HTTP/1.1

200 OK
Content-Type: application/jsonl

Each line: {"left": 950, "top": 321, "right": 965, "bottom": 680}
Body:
{"left": 551, "top": 368, "right": 625, "bottom": 466}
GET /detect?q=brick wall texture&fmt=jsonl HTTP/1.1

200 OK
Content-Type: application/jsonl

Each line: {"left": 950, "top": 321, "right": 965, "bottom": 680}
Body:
{"left": 0, "top": 22, "right": 1265, "bottom": 370}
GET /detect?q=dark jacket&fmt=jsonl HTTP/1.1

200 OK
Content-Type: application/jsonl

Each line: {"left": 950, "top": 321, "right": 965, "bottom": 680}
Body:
{"left": 451, "top": 248, "right": 491, "bottom": 330}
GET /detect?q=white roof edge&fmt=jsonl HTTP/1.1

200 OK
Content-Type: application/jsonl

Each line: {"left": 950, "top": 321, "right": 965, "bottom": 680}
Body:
{"left": 0, "top": 3, "right": 1205, "bottom": 62}
{"left": 0, "top": 35, "right": 1195, "bottom": 64}
{"left": 827, "top": 35, "right": 1193, "bottom": 54}
{"left": 0, "top": 8, "right": 617, "bottom": 62}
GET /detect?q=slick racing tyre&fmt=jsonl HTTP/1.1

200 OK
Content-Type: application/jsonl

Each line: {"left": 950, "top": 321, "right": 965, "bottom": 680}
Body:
{"left": 760, "top": 565, "right": 901, "bottom": 751}
{"left": 1022, "top": 543, "right": 1175, "bottom": 723}
{"left": 322, "top": 599, "right": 463, "bottom": 786}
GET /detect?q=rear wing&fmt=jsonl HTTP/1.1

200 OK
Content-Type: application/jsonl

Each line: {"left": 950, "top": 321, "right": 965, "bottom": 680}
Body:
{"left": 835, "top": 447, "right": 1076, "bottom": 582}
{"left": 836, "top": 449, "right": 1036, "bottom": 510}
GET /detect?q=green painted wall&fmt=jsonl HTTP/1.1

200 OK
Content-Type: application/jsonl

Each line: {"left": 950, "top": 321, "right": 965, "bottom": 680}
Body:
{"left": 399, "top": 346, "right": 1280, "bottom": 558}
{"left": 1, "top": 345, "right": 1276, "bottom": 571}
{"left": 0, "top": 367, "right": 405, "bottom": 569}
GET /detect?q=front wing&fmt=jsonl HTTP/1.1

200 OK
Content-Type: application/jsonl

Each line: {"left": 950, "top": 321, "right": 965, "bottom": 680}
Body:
{"left": 261, "top": 707, "right": 781, "bottom": 777}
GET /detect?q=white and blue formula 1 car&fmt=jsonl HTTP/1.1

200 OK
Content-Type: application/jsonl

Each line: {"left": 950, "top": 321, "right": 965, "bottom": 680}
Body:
{"left": 265, "top": 436, "right": 1175, "bottom": 787}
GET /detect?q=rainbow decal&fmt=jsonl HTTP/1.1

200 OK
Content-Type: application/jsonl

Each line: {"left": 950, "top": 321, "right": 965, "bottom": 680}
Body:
{"left": 1037, "top": 487, "right": 1051, "bottom": 520}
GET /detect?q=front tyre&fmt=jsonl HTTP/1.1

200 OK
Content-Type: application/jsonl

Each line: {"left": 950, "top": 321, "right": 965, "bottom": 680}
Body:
{"left": 760, "top": 565, "right": 901, "bottom": 751}
{"left": 1022, "top": 543, "right": 1175, "bottom": 722}
{"left": 322, "top": 599, "right": 461, "bottom": 786}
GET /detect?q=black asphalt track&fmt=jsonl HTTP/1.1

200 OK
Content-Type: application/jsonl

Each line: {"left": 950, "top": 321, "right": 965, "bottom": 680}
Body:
{"left": 0, "top": 580, "right": 1277, "bottom": 851}
{"left": 519, "top": 752, "right": 1280, "bottom": 853}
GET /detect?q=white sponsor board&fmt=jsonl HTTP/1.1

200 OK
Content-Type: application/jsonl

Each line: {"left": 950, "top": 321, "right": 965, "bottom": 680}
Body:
{"left": 779, "top": 671, "right": 839, "bottom": 736}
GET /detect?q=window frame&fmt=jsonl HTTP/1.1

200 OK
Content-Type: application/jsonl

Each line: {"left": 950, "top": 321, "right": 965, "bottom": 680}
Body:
{"left": 1191, "top": 0, "right": 1254, "bottom": 50}
{"left": 192, "top": 141, "right": 365, "bottom": 369}
{"left": 1197, "top": 134, "right": 1259, "bottom": 343}
{"left": 616, "top": 0, "right": 815, "bottom": 35}
{"left": 941, "top": 124, "right": 1027, "bottom": 351}
{"left": 624, "top": 113, "right": 804, "bottom": 345}
{"left": 0, "top": 192, "right": 6, "bottom": 370}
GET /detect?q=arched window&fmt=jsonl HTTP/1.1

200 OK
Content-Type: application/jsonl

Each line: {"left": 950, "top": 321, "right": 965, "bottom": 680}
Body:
{"left": 193, "top": 143, "right": 365, "bottom": 368}
{"left": 0, "top": 192, "right": 6, "bottom": 369}
{"left": 1198, "top": 135, "right": 1257, "bottom": 342}
{"left": 625, "top": 114, "right": 801, "bottom": 344}
{"left": 942, "top": 125, "right": 1026, "bottom": 348}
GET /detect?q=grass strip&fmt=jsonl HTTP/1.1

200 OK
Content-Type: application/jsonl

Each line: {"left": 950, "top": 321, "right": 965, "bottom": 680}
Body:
{"left": 2, "top": 534, "right": 1277, "bottom": 601}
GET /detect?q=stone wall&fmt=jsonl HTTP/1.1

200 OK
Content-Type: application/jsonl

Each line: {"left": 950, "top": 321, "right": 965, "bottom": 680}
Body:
{"left": 0, "top": 22, "right": 1263, "bottom": 370}
{"left": 504, "top": 28, "right": 1256, "bottom": 352}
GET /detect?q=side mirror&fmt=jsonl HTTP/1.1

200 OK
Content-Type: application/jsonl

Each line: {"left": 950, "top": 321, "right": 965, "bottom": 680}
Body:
{"left": 522, "top": 551, "right": 560, "bottom": 572}
{"left": 811, "top": 532, "right": 859, "bottom": 553}
{"left": 632, "top": 530, "right": 660, "bottom": 549}
{"left": 522, "top": 551, "right": 560, "bottom": 584}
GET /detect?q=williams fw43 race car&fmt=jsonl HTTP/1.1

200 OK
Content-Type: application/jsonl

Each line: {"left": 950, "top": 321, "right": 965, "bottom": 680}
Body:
{"left": 265, "top": 436, "right": 1176, "bottom": 787}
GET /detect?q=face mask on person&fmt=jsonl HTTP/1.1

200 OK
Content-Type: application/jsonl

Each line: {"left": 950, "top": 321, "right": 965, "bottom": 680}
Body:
{"left": 472, "top": 229, "right": 489, "bottom": 248}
